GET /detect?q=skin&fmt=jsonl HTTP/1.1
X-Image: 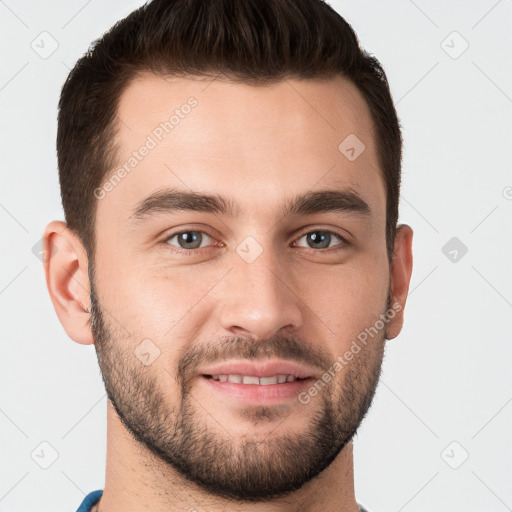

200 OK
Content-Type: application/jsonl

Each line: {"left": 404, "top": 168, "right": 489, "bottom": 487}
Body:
{"left": 43, "top": 74, "right": 413, "bottom": 512}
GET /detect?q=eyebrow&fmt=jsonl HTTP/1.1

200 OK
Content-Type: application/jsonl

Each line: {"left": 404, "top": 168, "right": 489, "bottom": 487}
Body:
{"left": 128, "top": 187, "right": 371, "bottom": 224}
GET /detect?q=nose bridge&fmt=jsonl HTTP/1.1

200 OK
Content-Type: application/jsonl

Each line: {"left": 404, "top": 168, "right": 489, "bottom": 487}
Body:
{"left": 218, "top": 240, "right": 303, "bottom": 340}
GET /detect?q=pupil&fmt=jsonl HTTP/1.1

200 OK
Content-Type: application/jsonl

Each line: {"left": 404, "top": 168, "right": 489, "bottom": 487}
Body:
{"left": 308, "top": 231, "right": 330, "bottom": 249}
{"left": 180, "top": 232, "right": 201, "bottom": 249}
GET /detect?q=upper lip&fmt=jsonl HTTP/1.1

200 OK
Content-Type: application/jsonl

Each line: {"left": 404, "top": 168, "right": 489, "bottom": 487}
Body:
{"left": 199, "top": 359, "right": 318, "bottom": 380}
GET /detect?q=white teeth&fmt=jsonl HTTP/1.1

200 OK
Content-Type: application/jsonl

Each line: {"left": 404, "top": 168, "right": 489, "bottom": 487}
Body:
{"left": 210, "top": 374, "right": 299, "bottom": 384}
{"left": 260, "top": 376, "right": 278, "bottom": 385}
{"left": 242, "top": 376, "right": 260, "bottom": 385}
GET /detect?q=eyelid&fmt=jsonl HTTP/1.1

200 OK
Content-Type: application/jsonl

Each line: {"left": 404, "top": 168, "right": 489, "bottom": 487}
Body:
{"left": 162, "top": 226, "right": 350, "bottom": 254}
{"left": 163, "top": 228, "right": 220, "bottom": 251}
{"left": 293, "top": 228, "right": 349, "bottom": 250}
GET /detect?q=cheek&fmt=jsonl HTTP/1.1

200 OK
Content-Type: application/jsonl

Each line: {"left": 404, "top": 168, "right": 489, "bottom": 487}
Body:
{"left": 94, "top": 260, "right": 217, "bottom": 366}
{"left": 300, "top": 256, "right": 389, "bottom": 343}
{"left": 94, "top": 235, "right": 389, "bottom": 362}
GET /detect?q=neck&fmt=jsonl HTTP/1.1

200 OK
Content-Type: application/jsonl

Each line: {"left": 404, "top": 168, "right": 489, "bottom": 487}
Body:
{"left": 98, "top": 402, "right": 359, "bottom": 512}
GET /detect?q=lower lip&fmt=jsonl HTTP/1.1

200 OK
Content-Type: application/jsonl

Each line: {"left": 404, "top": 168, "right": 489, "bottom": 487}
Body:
{"left": 200, "top": 376, "right": 313, "bottom": 405}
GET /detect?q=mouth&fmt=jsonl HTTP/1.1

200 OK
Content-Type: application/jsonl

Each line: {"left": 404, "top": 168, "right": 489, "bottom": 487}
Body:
{"left": 203, "top": 374, "right": 308, "bottom": 384}
{"left": 197, "top": 360, "right": 318, "bottom": 405}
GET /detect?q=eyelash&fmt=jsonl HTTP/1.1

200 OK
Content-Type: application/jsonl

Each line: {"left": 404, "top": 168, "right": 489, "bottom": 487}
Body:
{"left": 162, "top": 228, "right": 350, "bottom": 255}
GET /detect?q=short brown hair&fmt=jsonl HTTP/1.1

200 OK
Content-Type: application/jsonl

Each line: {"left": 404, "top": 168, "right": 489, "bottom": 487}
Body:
{"left": 57, "top": 0, "right": 402, "bottom": 264}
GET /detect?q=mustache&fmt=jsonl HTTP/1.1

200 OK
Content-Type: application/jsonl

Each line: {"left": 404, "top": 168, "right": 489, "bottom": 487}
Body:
{"left": 177, "top": 334, "right": 333, "bottom": 385}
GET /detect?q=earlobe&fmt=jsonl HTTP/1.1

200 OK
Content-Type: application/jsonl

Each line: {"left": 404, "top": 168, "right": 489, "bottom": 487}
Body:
{"left": 386, "top": 224, "right": 413, "bottom": 340}
{"left": 42, "top": 221, "right": 95, "bottom": 345}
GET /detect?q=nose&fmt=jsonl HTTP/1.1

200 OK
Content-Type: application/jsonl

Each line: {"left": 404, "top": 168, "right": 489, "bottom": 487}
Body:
{"left": 218, "top": 246, "right": 304, "bottom": 341}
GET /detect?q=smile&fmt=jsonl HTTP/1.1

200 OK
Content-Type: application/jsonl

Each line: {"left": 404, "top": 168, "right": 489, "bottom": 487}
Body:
{"left": 205, "top": 374, "right": 304, "bottom": 384}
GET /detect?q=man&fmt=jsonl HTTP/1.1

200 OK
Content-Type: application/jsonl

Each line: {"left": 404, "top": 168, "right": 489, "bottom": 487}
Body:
{"left": 42, "top": 0, "right": 413, "bottom": 511}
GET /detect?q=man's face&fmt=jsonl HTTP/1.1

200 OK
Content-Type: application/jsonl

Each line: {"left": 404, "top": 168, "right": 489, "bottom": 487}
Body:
{"left": 91, "top": 74, "right": 393, "bottom": 500}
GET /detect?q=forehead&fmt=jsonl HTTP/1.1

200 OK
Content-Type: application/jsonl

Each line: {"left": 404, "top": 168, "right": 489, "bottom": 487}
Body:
{"left": 98, "top": 73, "right": 384, "bottom": 226}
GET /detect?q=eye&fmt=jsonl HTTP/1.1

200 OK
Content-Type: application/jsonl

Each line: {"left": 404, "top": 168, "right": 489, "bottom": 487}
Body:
{"left": 165, "top": 230, "right": 215, "bottom": 251}
{"left": 162, "top": 228, "right": 348, "bottom": 255}
{"left": 294, "top": 230, "right": 347, "bottom": 251}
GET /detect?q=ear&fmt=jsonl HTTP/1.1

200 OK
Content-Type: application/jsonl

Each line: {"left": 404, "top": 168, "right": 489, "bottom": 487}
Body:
{"left": 42, "top": 221, "right": 94, "bottom": 345}
{"left": 385, "top": 224, "right": 413, "bottom": 340}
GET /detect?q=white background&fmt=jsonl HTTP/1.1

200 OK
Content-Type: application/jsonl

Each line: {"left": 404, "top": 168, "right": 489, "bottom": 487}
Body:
{"left": 0, "top": 1, "right": 511, "bottom": 511}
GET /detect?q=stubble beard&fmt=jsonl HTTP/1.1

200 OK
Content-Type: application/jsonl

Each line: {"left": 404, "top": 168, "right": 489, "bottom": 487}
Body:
{"left": 89, "top": 274, "right": 386, "bottom": 502}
